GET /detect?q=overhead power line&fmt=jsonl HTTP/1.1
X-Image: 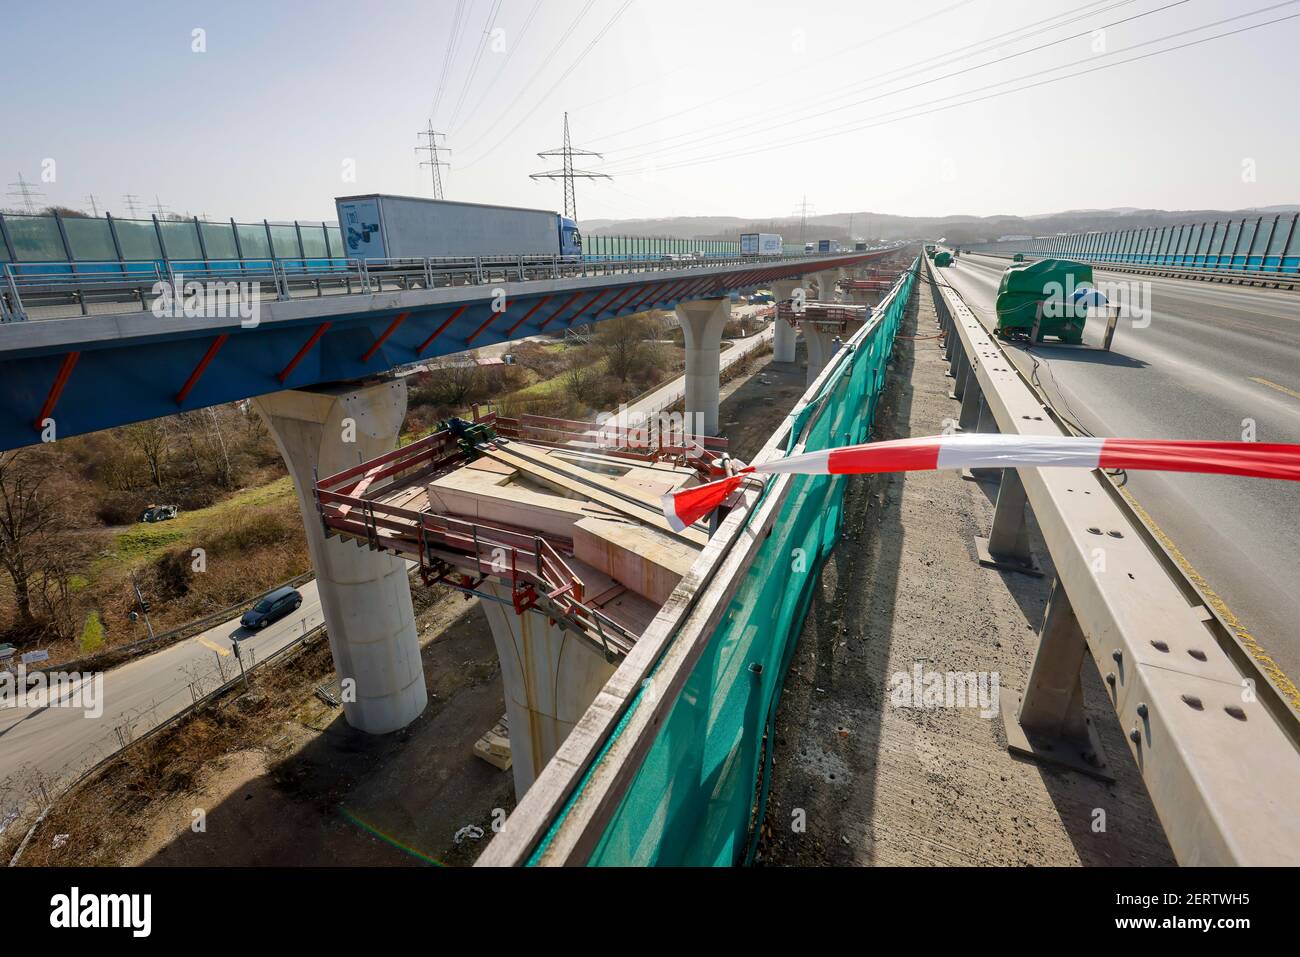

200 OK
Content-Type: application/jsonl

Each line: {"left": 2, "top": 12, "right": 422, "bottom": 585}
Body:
{"left": 598, "top": 0, "right": 1136, "bottom": 163}
{"left": 447, "top": 0, "right": 504, "bottom": 131}
{"left": 457, "top": 0, "right": 598, "bottom": 157}
{"left": 452, "top": 0, "right": 545, "bottom": 137}
{"left": 599, "top": 0, "right": 1190, "bottom": 176}
{"left": 609, "top": 2, "right": 1300, "bottom": 177}
{"left": 459, "top": 0, "right": 633, "bottom": 168}
{"left": 430, "top": 0, "right": 470, "bottom": 125}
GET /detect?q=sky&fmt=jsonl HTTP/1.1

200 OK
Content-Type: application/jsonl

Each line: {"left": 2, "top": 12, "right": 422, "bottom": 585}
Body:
{"left": 3, "top": 0, "right": 1298, "bottom": 225}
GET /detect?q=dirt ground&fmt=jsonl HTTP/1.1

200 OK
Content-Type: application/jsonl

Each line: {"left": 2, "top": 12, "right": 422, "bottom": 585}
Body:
{"left": 756, "top": 278, "right": 1176, "bottom": 867}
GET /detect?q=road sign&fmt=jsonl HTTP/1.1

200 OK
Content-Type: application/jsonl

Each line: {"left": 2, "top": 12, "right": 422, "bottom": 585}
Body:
{"left": 20, "top": 649, "right": 49, "bottom": 665}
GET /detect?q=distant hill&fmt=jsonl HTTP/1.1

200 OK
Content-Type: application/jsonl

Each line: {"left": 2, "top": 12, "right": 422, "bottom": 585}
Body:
{"left": 582, "top": 205, "right": 1300, "bottom": 245}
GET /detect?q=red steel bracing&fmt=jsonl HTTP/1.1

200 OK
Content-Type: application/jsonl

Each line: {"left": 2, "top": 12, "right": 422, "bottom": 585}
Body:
{"left": 175, "top": 333, "right": 230, "bottom": 404}
{"left": 465, "top": 309, "right": 501, "bottom": 346}
{"left": 629, "top": 281, "right": 671, "bottom": 312}
{"left": 537, "top": 290, "right": 588, "bottom": 331}
{"left": 416, "top": 305, "right": 468, "bottom": 355}
{"left": 604, "top": 283, "right": 650, "bottom": 315}
{"left": 657, "top": 278, "right": 693, "bottom": 304}
{"left": 360, "top": 311, "right": 410, "bottom": 362}
{"left": 33, "top": 351, "right": 80, "bottom": 432}
{"left": 278, "top": 321, "right": 332, "bottom": 384}
{"left": 572, "top": 287, "right": 621, "bottom": 324}
{"left": 504, "top": 295, "right": 553, "bottom": 337}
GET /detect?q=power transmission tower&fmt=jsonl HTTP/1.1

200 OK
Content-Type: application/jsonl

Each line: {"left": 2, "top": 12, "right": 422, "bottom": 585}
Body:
{"left": 122, "top": 193, "right": 143, "bottom": 217}
{"left": 793, "top": 195, "right": 815, "bottom": 244}
{"left": 416, "top": 122, "right": 451, "bottom": 200}
{"left": 6, "top": 173, "right": 45, "bottom": 214}
{"left": 152, "top": 195, "right": 170, "bottom": 218}
{"left": 85, "top": 194, "right": 100, "bottom": 217}
{"left": 530, "top": 113, "right": 609, "bottom": 221}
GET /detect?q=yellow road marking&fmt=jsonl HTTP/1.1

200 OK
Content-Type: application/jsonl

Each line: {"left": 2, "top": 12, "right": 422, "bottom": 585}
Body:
{"left": 1117, "top": 485, "right": 1300, "bottom": 712}
{"left": 1249, "top": 376, "right": 1300, "bottom": 401}
{"left": 197, "top": 637, "right": 230, "bottom": 656}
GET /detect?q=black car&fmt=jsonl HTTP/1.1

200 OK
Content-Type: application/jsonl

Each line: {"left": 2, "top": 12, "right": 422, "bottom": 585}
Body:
{"left": 240, "top": 586, "right": 302, "bottom": 630}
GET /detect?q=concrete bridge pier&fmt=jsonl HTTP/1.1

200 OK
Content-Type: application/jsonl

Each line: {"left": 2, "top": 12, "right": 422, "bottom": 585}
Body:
{"left": 253, "top": 378, "right": 427, "bottom": 735}
{"left": 803, "top": 323, "right": 837, "bottom": 387}
{"left": 480, "top": 583, "right": 618, "bottom": 796}
{"left": 815, "top": 271, "right": 841, "bottom": 302}
{"left": 676, "top": 297, "right": 731, "bottom": 437}
{"left": 772, "top": 279, "right": 801, "bottom": 363}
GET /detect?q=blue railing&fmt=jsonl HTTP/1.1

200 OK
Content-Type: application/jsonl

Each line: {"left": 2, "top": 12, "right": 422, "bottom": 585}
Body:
{"left": 967, "top": 211, "right": 1300, "bottom": 275}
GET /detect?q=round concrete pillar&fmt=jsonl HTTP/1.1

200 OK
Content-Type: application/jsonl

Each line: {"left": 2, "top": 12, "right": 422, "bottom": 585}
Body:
{"left": 254, "top": 379, "right": 427, "bottom": 734}
{"left": 676, "top": 297, "right": 731, "bottom": 437}
{"left": 772, "top": 279, "right": 801, "bottom": 363}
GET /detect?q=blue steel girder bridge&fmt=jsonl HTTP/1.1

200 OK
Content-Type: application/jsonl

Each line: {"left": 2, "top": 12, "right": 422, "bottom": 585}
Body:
{"left": 0, "top": 249, "right": 893, "bottom": 452}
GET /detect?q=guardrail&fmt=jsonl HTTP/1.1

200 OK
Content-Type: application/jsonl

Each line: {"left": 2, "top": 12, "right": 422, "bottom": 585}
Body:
{"left": 1, "top": 247, "right": 904, "bottom": 322}
{"left": 970, "top": 249, "right": 1300, "bottom": 290}
{"left": 927, "top": 256, "right": 1300, "bottom": 865}
{"left": 477, "top": 257, "right": 919, "bottom": 866}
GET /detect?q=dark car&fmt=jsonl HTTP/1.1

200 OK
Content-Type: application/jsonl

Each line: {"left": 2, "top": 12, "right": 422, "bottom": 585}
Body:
{"left": 240, "top": 586, "right": 302, "bottom": 630}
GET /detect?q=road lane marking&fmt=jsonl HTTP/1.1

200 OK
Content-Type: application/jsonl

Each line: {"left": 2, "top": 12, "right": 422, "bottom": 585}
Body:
{"left": 1116, "top": 484, "right": 1300, "bottom": 713}
{"left": 1250, "top": 376, "right": 1300, "bottom": 401}
{"left": 197, "top": 637, "right": 230, "bottom": 656}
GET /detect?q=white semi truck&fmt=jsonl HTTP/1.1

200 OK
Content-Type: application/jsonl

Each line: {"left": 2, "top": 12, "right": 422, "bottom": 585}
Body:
{"left": 335, "top": 194, "right": 583, "bottom": 261}
{"left": 740, "top": 232, "right": 783, "bottom": 256}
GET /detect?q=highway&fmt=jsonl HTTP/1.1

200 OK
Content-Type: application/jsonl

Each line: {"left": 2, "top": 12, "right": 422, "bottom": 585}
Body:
{"left": 943, "top": 253, "right": 1300, "bottom": 684}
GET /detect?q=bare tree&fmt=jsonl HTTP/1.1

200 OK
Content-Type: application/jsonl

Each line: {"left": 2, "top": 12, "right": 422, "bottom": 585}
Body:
{"left": 597, "top": 314, "right": 654, "bottom": 383}
{"left": 0, "top": 451, "right": 65, "bottom": 633}
{"left": 122, "top": 419, "right": 169, "bottom": 487}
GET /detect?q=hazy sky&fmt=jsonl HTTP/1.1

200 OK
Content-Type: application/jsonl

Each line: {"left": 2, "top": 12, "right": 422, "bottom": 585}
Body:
{"left": 4, "top": 0, "right": 1298, "bottom": 224}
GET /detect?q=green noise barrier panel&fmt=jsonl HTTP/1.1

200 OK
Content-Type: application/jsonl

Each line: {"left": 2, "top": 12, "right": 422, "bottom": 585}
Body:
{"left": 528, "top": 256, "right": 920, "bottom": 866}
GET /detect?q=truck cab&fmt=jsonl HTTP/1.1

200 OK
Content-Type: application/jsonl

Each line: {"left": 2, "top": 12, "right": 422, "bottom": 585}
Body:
{"left": 560, "top": 217, "right": 582, "bottom": 259}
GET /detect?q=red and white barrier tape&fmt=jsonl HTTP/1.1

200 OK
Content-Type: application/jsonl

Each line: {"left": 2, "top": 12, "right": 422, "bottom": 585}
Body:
{"left": 662, "top": 433, "right": 1300, "bottom": 531}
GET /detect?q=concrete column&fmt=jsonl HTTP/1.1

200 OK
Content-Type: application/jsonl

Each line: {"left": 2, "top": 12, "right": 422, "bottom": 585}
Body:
{"left": 816, "top": 270, "right": 840, "bottom": 302}
{"left": 804, "top": 323, "right": 836, "bottom": 387}
{"left": 253, "top": 379, "right": 427, "bottom": 735}
{"left": 676, "top": 297, "right": 731, "bottom": 437}
{"left": 772, "top": 279, "right": 800, "bottom": 363}
{"left": 480, "top": 583, "right": 618, "bottom": 796}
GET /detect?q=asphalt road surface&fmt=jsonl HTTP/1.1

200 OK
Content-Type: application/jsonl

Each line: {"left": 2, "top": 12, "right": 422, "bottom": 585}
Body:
{"left": 0, "top": 580, "right": 325, "bottom": 826}
{"left": 942, "top": 253, "right": 1300, "bottom": 682}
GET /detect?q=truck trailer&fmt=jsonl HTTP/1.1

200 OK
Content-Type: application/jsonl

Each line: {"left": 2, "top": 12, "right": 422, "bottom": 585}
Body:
{"left": 740, "top": 232, "right": 783, "bottom": 256}
{"left": 817, "top": 239, "right": 842, "bottom": 254}
{"left": 335, "top": 194, "right": 582, "bottom": 261}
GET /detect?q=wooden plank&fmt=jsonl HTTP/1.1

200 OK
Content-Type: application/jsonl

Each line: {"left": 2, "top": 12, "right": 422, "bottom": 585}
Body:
{"left": 481, "top": 444, "right": 708, "bottom": 546}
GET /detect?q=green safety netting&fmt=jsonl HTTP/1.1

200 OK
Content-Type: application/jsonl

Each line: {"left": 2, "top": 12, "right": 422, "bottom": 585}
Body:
{"left": 528, "top": 257, "right": 920, "bottom": 867}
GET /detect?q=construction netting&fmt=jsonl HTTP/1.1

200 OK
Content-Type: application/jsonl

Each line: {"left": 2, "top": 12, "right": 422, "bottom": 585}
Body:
{"left": 529, "top": 257, "right": 920, "bottom": 866}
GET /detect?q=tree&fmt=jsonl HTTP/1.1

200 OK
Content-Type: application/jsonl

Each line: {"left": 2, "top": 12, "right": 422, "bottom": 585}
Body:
{"left": 0, "top": 450, "right": 65, "bottom": 634}
{"left": 123, "top": 418, "right": 170, "bottom": 487}
{"left": 597, "top": 313, "right": 655, "bottom": 383}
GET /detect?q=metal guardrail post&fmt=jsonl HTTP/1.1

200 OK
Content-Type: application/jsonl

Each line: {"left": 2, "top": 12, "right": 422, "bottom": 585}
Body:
{"left": 423, "top": 257, "right": 433, "bottom": 289}
{"left": 1, "top": 264, "right": 22, "bottom": 322}
{"left": 1002, "top": 578, "right": 1108, "bottom": 777}
{"left": 975, "top": 468, "right": 1040, "bottom": 576}
{"left": 474, "top": 256, "right": 484, "bottom": 284}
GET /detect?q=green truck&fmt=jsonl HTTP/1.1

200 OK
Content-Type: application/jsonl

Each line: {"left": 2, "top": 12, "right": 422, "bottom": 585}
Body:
{"left": 994, "top": 259, "right": 1094, "bottom": 344}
